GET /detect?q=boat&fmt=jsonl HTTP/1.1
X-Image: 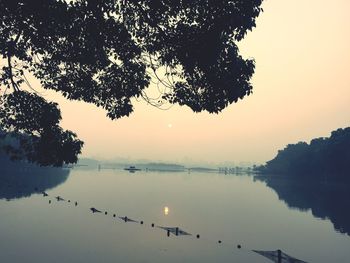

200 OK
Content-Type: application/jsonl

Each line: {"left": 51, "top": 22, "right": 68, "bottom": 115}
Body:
{"left": 124, "top": 166, "right": 141, "bottom": 172}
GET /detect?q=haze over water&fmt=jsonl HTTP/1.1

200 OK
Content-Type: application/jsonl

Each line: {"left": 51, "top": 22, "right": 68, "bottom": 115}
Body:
{"left": 1, "top": 168, "right": 349, "bottom": 263}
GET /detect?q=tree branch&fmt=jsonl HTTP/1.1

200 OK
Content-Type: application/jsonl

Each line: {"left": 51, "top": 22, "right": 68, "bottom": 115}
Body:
{"left": 7, "top": 54, "right": 20, "bottom": 92}
{"left": 7, "top": 30, "right": 23, "bottom": 92}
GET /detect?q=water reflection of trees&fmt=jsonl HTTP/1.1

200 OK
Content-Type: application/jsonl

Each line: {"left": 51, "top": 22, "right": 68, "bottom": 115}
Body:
{"left": 0, "top": 158, "right": 70, "bottom": 200}
{"left": 257, "top": 176, "right": 350, "bottom": 236}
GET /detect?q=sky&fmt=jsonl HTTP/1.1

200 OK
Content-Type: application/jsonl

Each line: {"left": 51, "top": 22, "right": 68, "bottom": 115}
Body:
{"left": 43, "top": 0, "right": 350, "bottom": 165}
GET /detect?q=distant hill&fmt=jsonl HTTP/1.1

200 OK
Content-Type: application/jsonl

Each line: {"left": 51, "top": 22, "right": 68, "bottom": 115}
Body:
{"left": 76, "top": 158, "right": 101, "bottom": 167}
{"left": 139, "top": 163, "right": 185, "bottom": 171}
{"left": 258, "top": 127, "right": 350, "bottom": 182}
{"left": 189, "top": 167, "right": 219, "bottom": 172}
{"left": 74, "top": 158, "right": 186, "bottom": 172}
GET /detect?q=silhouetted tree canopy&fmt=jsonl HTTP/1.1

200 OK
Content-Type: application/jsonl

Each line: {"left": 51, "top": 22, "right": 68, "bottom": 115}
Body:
{"left": 0, "top": 92, "right": 83, "bottom": 166}
{"left": 259, "top": 127, "right": 350, "bottom": 181}
{"left": 0, "top": 0, "right": 263, "bottom": 166}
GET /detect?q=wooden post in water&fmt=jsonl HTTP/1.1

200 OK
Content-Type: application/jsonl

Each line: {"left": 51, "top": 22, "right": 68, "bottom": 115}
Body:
{"left": 277, "top": 249, "right": 282, "bottom": 263}
{"left": 175, "top": 227, "right": 179, "bottom": 236}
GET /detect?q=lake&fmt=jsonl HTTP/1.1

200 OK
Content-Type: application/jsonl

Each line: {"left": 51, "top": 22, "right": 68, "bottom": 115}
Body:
{"left": 0, "top": 167, "right": 349, "bottom": 262}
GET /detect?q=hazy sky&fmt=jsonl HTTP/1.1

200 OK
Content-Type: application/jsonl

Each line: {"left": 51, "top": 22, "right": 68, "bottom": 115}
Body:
{"left": 44, "top": 0, "right": 350, "bottom": 164}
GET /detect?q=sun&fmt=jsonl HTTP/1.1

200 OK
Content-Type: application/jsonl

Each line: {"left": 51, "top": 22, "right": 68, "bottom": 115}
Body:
{"left": 168, "top": 123, "right": 173, "bottom": 128}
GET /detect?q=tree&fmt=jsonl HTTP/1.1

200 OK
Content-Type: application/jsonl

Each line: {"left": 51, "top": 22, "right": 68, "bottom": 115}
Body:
{"left": 261, "top": 127, "right": 350, "bottom": 180}
{"left": 0, "top": 0, "right": 263, "bottom": 166}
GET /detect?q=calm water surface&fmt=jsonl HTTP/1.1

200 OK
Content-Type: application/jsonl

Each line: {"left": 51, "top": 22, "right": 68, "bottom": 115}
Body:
{"left": 0, "top": 168, "right": 349, "bottom": 263}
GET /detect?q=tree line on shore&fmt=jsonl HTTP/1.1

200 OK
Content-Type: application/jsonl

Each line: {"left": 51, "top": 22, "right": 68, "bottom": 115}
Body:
{"left": 257, "top": 127, "right": 350, "bottom": 182}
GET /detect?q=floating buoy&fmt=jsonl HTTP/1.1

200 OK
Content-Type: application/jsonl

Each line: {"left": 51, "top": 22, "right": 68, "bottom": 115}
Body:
{"left": 237, "top": 245, "right": 241, "bottom": 249}
{"left": 75, "top": 202, "right": 78, "bottom": 206}
{"left": 90, "top": 208, "right": 102, "bottom": 213}
{"left": 196, "top": 234, "right": 200, "bottom": 239}
{"left": 105, "top": 211, "right": 108, "bottom": 215}
{"left": 140, "top": 221, "right": 144, "bottom": 225}
{"left": 56, "top": 196, "right": 65, "bottom": 201}
{"left": 68, "top": 200, "right": 71, "bottom": 203}
{"left": 218, "top": 240, "right": 222, "bottom": 244}
{"left": 113, "top": 214, "right": 116, "bottom": 217}
{"left": 49, "top": 200, "right": 51, "bottom": 204}
{"left": 151, "top": 223, "right": 155, "bottom": 227}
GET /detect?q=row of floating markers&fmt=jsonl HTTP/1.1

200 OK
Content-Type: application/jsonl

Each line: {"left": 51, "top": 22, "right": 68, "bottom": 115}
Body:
{"left": 35, "top": 188, "right": 307, "bottom": 263}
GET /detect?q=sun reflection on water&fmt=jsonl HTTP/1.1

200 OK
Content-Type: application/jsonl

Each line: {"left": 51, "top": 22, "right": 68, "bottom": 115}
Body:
{"left": 164, "top": 206, "right": 169, "bottom": 216}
